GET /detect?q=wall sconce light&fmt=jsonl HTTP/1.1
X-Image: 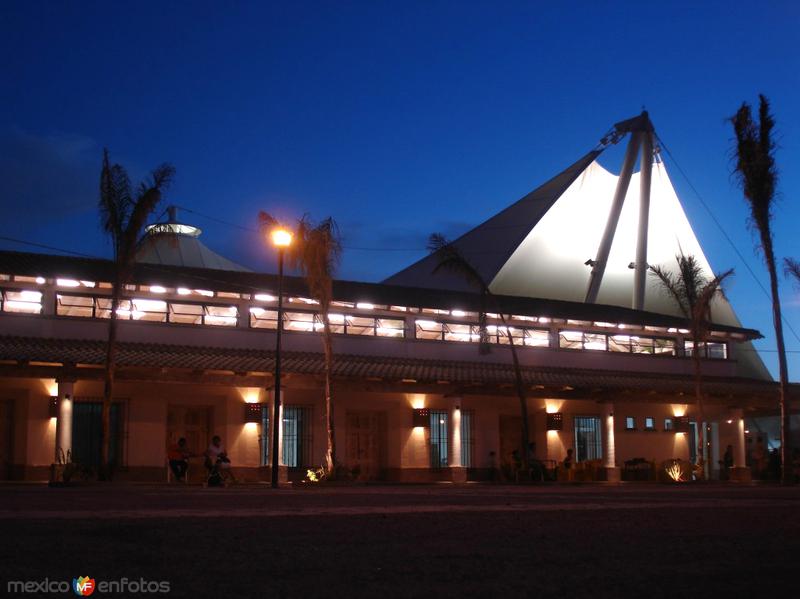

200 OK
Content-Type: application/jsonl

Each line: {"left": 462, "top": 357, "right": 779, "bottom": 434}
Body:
{"left": 244, "top": 403, "right": 265, "bottom": 423}
{"left": 546, "top": 412, "right": 563, "bottom": 431}
{"left": 49, "top": 396, "right": 58, "bottom": 418}
{"left": 674, "top": 416, "right": 690, "bottom": 433}
{"left": 412, "top": 408, "right": 430, "bottom": 428}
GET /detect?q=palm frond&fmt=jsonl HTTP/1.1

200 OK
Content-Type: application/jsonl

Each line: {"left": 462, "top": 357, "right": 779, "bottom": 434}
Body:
{"left": 120, "top": 163, "right": 175, "bottom": 266}
{"left": 784, "top": 258, "right": 800, "bottom": 286}
{"left": 427, "top": 233, "right": 488, "bottom": 293}
{"left": 98, "top": 150, "right": 133, "bottom": 257}
{"left": 649, "top": 263, "right": 688, "bottom": 319}
{"left": 651, "top": 253, "right": 734, "bottom": 344}
{"left": 730, "top": 96, "right": 777, "bottom": 256}
{"left": 692, "top": 268, "right": 734, "bottom": 334}
{"left": 258, "top": 211, "right": 280, "bottom": 232}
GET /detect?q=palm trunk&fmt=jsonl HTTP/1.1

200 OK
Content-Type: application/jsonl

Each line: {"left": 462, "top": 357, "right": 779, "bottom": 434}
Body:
{"left": 692, "top": 345, "right": 706, "bottom": 480}
{"left": 764, "top": 253, "right": 791, "bottom": 484}
{"left": 100, "top": 280, "right": 121, "bottom": 480}
{"left": 498, "top": 313, "right": 530, "bottom": 472}
{"left": 321, "top": 313, "right": 336, "bottom": 475}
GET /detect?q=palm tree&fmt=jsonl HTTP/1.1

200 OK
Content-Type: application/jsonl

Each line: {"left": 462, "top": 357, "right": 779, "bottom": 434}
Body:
{"left": 731, "top": 95, "right": 791, "bottom": 484}
{"left": 428, "top": 234, "right": 531, "bottom": 473}
{"left": 650, "top": 253, "right": 733, "bottom": 479}
{"left": 259, "top": 212, "right": 342, "bottom": 475}
{"left": 784, "top": 258, "right": 800, "bottom": 287}
{"left": 99, "top": 150, "right": 174, "bottom": 479}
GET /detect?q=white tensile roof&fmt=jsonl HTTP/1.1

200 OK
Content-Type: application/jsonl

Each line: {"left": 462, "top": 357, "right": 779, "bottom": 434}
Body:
{"left": 384, "top": 145, "right": 770, "bottom": 380}
{"left": 136, "top": 221, "right": 250, "bottom": 272}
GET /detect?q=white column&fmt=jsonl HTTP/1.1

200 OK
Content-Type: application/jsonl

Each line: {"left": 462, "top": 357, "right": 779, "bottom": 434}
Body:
{"left": 632, "top": 131, "right": 653, "bottom": 311}
{"left": 733, "top": 409, "right": 746, "bottom": 468}
{"left": 450, "top": 399, "right": 462, "bottom": 468}
{"left": 55, "top": 380, "right": 74, "bottom": 463}
{"left": 604, "top": 403, "right": 616, "bottom": 469}
{"left": 273, "top": 390, "right": 285, "bottom": 467}
{"left": 585, "top": 131, "right": 642, "bottom": 304}
{"left": 449, "top": 397, "right": 466, "bottom": 482}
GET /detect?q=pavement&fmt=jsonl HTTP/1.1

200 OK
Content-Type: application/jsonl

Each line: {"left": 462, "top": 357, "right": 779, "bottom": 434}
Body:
{"left": 1, "top": 483, "right": 799, "bottom": 598}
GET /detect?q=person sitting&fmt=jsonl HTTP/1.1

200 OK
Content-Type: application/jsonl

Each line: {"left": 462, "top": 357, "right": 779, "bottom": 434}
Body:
{"left": 205, "top": 435, "right": 236, "bottom": 486}
{"left": 167, "top": 437, "right": 192, "bottom": 482}
{"left": 563, "top": 448, "right": 574, "bottom": 470}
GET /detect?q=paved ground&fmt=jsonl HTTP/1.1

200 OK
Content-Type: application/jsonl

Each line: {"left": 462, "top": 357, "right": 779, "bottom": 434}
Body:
{"left": 1, "top": 483, "right": 798, "bottom": 598}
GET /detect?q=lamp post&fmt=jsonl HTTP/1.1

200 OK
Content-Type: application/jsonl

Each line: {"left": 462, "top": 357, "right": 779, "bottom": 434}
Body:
{"left": 269, "top": 227, "right": 292, "bottom": 488}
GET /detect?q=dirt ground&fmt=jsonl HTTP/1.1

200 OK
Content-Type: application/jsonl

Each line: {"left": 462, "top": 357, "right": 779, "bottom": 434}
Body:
{"left": 1, "top": 483, "right": 798, "bottom": 598}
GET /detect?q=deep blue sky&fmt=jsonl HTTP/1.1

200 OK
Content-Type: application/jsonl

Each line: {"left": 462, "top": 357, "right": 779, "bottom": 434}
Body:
{"left": 1, "top": 1, "right": 799, "bottom": 379}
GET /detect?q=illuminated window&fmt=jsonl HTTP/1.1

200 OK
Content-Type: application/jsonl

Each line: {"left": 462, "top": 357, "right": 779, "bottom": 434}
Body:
{"left": 326, "top": 313, "right": 346, "bottom": 334}
{"left": 57, "top": 294, "right": 94, "bottom": 318}
{"left": 170, "top": 302, "right": 204, "bottom": 325}
{"left": 625, "top": 417, "right": 636, "bottom": 430}
{"left": 416, "top": 319, "right": 443, "bottom": 340}
{"left": 2, "top": 289, "right": 43, "bottom": 314}
{"left": 523, "top": 329, "right": 550, "bottom": 347}
{"left": 497, "top": 326, "right": 526, "bottom": 346}
{"left": 204, "top": 305, "right": 238, "bottom": 327}
{"left": 284, "top": 311, "right": 315, "bottom": 332}
{"left": 347, "top": 315, "right": 375, "bottom": 336}
{"left": 685, "top": 341, "right": 727, "bottom": 359}
{"left": 250, "top": 308, "right": 279, "bottom": 329}
{"left": 559, "top": 331, "right": 606, "bottom": 351}
{"left": 376, "top": 318, "right": 405, "bottom": 338}
{"left": 644, "top": 417, "right": 656, "bottom": 431}
{"left": 444, "top": 323, "right": 475, "bottom": 343}
{"left": 97, "top": 298, "right": 132, "bottom": 319}
{"left": 130, "top": 298, "right": 168, "bottom": 322}
{"left": 559, "top": 330, "right": 584, "bottom": 350}
{"left": 664, "top": 418, "right": 674, "bottom": 431}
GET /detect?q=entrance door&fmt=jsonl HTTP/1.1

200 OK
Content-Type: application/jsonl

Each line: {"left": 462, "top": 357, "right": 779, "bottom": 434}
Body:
{"left": 167, "top": 406, "right": 211, "bottom": 457}
{"left": 0, "top": 400, "right": 13, "bottom": 479}
{"left": 73, "top": 401, "right": 123, "bottom": 468}
{"left": 345, "top": 411, "right": 386, "bottom": 480}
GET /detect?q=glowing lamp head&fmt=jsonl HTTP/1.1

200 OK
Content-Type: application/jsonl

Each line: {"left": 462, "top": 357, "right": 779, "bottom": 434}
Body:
{"left": 270, "top": 228, "right": 293, "bottom": 248}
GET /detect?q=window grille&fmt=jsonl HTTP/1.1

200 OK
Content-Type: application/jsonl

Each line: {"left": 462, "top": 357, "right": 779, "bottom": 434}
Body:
{"left": 574, "top": 416, "right": 603, "bottom": 462}
{"left": 429, "top": 410, "right": 448, "bottom": 469}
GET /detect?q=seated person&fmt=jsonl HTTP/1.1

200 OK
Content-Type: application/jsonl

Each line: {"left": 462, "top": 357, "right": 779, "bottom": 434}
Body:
{"left": 167, "top": 437, "right": 192, "bottom": 482}
{"left": 205, "top": 435, "right": 236, "bottom": 485}
{"left": 563, "top": 448, "right": 574, "bottom": 470}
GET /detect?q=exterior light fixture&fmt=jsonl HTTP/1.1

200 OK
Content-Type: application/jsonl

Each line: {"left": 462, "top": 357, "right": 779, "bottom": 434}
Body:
{"left": 546, "top": 412, "right": 563, "bottom": 431}
{"left": 674, "top": 416, "right": 690, "bottom": 433}
{"left": 412, "top": 408, "right": 430, "bottom": 428}
{"left": 270, "top": 228, "right": 293, "bottom": 248}
{"left": 49, "top": 396, "right": 58, "bottom": 418}
{"left": 244, "top": 403, "right": 264, "bottom": 423}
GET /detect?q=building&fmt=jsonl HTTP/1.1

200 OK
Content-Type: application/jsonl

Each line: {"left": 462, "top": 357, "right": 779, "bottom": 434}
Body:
{"left": 0, "top": 113, "right": 793, "bottom": 483}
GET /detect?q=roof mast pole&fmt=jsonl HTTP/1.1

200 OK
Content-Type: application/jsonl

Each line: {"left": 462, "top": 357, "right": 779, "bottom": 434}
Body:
{"left": 584, "top": 128, "right": 642, "bottom": 304}
{"left": 632, "top": 121, "right": 654, "bottom": 311}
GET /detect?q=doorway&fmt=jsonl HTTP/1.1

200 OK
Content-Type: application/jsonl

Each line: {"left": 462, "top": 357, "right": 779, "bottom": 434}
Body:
{"left": 345, "top": 411, "right": 386, "bottom": 480}
{"left": 72, "top": 401, "right": 123, "bottom": 468}
{"left": 167, "top": 406, "right": 211, "bottom": 458}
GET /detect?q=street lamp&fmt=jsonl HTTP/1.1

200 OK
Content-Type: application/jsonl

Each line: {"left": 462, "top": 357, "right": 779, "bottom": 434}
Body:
{"left": 269, "top": 226, "right": 292, "bottom": 488}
